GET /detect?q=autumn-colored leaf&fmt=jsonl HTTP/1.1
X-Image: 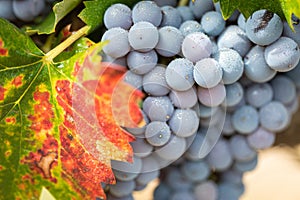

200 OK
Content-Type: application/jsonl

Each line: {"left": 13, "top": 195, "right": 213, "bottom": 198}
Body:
{"left": 0, "top": 18, "right": 143, "bottom": 200}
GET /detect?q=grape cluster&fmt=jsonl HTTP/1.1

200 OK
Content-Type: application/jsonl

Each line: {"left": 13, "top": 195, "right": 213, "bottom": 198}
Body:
{"left": 0, "top": 0, "right": 55, "bottom": 22}
{"left": 100, "top": 0, "right": 300, "bottom": 199}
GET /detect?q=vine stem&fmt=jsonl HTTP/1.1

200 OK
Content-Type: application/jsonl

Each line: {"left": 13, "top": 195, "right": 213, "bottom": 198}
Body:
{"left": 44, "top": 25, "right": 90, "bottom": 62}
{"left": 179, "top": 0, "right": 190, "bottom": 6}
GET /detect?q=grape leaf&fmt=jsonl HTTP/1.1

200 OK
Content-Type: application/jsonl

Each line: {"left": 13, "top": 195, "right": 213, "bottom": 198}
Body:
{"left": 216, "top": 0, "right": 300, "bottom": 29}
{"left": 78, "top": 0, "right": 139, "bottom": 32}
{"left": 25, "top": 0, "right": 82, "bottom": 35}
{"left": 0, "top": 19, "right": 143, "bottom": 200}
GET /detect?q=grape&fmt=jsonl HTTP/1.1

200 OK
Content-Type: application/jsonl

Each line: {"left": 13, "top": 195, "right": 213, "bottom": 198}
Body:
{"left": 180, "top": 160, "right": 210, "bottom": 182}
{"left": 111, "top": 156, "right": 142, "bottom": 181}
{"left": 201, "top": 11, "right": 226, "bottom": 36}
{"left": 155, "top": 135, "right": 187, "bottom": 161}
{"left": 197, "top": 83, "right": 226, "bottom": 107}
{"left": 179, "top": 20, "right": 203, "bottom": 37}
{"left": 228, "top": 10, "right": 240, "bottom": 22}
{"left": 102, "top": 54, "right": 127, "bottom": 66}
{"left": 140, "top": 155, "right": 160, "bottom": 173}
{"left": 165, "top": 58, "right": 195, "bottom": 91}
{"left": 165, "top": 167, "right": 192, "bottom": 191}
{"left": 169, "top": 86, "right": 198, "bottom": 108}
{"left": 125, "top": 109, "right": 149, "bottom": 136}
{"left": 198, "top": 103, "right": 218, "bottom": 118}
{"left": 185, "top": 131, "right": 208, "bottom": 161}
{"left": 142, "top": 65, "right": 170, "bottom": 96}
{"left": 135, "top": 170, "right": 160, "bottom": 186}
{"left": 239, "top": 75, "right": 254, "bottom": 87}
{"left": 131, "top": 138, "right": 153, "bottom": 158}
{"left": 207, "top": 139, "right": 233, "bottom": 171}
{"left": 132, "top": 1, "right": 162, "bottom": 26}
{"left": 182, "top": 32, "right": 212, "bottom": 63}
{"left": 211, "top": 39, "right": 219, "bottom": 57}
{"left": 145, "top": 121, "right": 171, "bottom": 147}
{"left": 214, "top": 48, "right": 244, "bottom": 84}
{"left": 168, "top": 109, "right": 199, "bottom": 137}
{"left": 245, "top": 83, "right": 273, "bottom": 108}
{"left": 153, "top": 183, "right": 171, "bottom": 200}
{"left": 200, "top": 107, "right": 226, "bottom": 128}
{"left": 286, "top": 62, "right": 300, "bottom": 89}
{"left": 194, "top": 181, "right": 218, "bottom": 200}
{"left": 264, "top": 36, "right": 300, "bottom": 72}
{"left": 107, "top": 194, "right": 134, "bottom": 200}
{"left": 160, "top": 6, "right": 182, "bottom": 28}
{"left": 0, "top": 1, "right": 15, "bottom": 21}
{"left": 245, "top": 9, "right": 283, "bottom": 45}
{"left": 218, "top": 182, "right": 244, "bottom": 200}
{"left": 177, "top": 6, "right": 195, "bottom": 21}
{"left": 127, "top": 50, "right": 158, "bottom": 75}
{"left": 283, "top": 17, "right": 300, "bottom": 45}
{"left": 109, "top": 180, "right": 136, "bottom": 198}
{"left": 259, "top": 101, "right": 291, "bottom": 132}
{"left": 128, "top": 21, "right": 159, "bottom": 52}
{"left": 123, "top": 70, "right": 143, "bottom": 90}
{"left": 156, "top": 26, "right": 184, "bottom": 57}
{"left": 13, "top": 0, "right": 45, "bottom": 22}
{"left": 223, "top": 82, "right": 244, "bottom": 107}
{"left": 193, "top": 58, "right": 223, "bottom": 88}
{"left": 153, "top": 0, "right": 177, "bottom": 7}
{"left": 220, "top": 170, "right": 243, "bottom": 185}
{"left": 142, "top": 96, "right": 174, "bottom": 122}
{"left": 247, "top": 127, "right": 275, "bottom": 150}
{"left": 188, "top": 0, "right": 214, "bottom": 19}
{"left": 244, "top": 45, "right": 277, "bottom": 83}
{"left": 231, "top": 105, "right": 259, "bottom": 134}
{"left": 101, "top": 27, "right": 130, "bottom": 58}
{"left": 222, "top": 113, "right": 235, "bottom": 136}
{"left": 217, "top": 25, "right": 252, "bottom": 57}
{"left": 229, "top": 135, "right": 257, "bottom": 162}
{"left": 226, "top": 95, "right": 246, "bottom": 113}
{"left": 134, "top": 184, "right": 147, "bottom": 191}
{"left": 237, "top": 14, "right": 246, "bottom": 31}
{"left": 170, "top": 191, "right": 196, "bottom": 200}
{"left": 103, "top": 4, "right": 132, "bottom": 29}
{"left": 271, "top": 75, "right": 297, "bottom": 105}
{"left": 233, "top": 154, "right": 258, "bottom": 172}
{"left": 286, "top": 95, "right": 299, "bottom": 115}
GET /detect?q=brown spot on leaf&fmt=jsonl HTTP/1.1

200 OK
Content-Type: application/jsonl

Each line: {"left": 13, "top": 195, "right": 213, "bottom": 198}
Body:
{"left": 5, "top": 150, "right": 11, "bottom": 157}
{"left": 11, "top": 75, "right": 24, "bottom": 88}
{"left": 0, "top": 165, "right": 3, "bottom": 171}
{"left": 21, "top": 134, "right": 58, "bottom": 182}
{"left": 0, "top": 85, "right": 6, "bottom": 101}
{"left": 5, "top": 116, "right": 16, "bottom": 124}
{"left": 37, "top": 152, "right": 57, "bottom": 178}
{"left": 28, "top": 88, "right": 54, "bottom": 134}
{"left": 0, "top": 39, "right": 8, "bottom": 56}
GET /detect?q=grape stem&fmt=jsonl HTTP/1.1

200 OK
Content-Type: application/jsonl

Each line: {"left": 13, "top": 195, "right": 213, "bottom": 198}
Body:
{"left": 44, "top": 25, "right": 90, "bottom": 62}
{"left": 179, "top": 0, "right": 190, "bottom": 6}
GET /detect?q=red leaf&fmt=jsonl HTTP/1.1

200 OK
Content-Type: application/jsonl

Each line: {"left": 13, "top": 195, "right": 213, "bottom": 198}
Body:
{"left": 52, "top": 53, "right": 144, "bottom": 199}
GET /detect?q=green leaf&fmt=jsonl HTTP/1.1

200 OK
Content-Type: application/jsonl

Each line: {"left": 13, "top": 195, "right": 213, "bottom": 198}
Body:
{"left": 216, "top": 0, "right": 300, "bottom": 30}
{"left": 25, "top": 0, "right": 82, "bottom": 35}
{"left": 78, "top": 0, "right": 139, "bottom": 32}
{"left": 0, "top": 19, "right": 144, "bottom": 200}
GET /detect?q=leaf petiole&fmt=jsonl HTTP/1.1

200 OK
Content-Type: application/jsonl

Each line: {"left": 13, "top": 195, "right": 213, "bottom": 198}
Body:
{"left": 44, "top": 25, "right": 90, "bottom": 63}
